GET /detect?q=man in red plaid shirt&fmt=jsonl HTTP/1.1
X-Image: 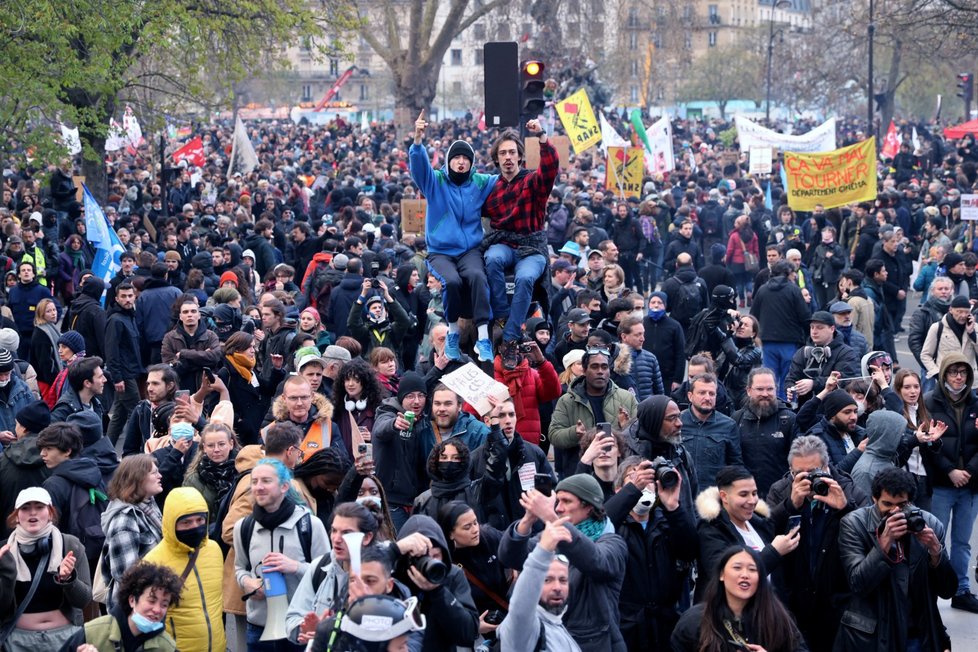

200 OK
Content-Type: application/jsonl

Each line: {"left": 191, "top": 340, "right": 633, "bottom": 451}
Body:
{"left": 483, "top": 120, "right": 560, "bottom": 369}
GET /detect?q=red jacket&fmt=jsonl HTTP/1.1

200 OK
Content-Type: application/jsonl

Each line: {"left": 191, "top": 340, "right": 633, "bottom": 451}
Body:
{"left": 493, "top": 357, "right": 561, "bottom": 445}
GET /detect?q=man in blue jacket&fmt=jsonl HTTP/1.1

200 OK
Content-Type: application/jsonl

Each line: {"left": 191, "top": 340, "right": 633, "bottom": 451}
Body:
{"left": 409, "top": 110, "right": 497, "bottom": 362}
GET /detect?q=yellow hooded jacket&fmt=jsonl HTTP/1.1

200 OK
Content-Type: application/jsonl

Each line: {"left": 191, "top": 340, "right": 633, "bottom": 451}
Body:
{"left": 144, "top": 486, "right": 227, "bottom": 652}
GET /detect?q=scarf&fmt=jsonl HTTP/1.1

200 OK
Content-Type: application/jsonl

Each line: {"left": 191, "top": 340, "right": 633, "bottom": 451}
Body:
{"left": 493, "top": 357, "right": 528, "bottom": 421}
{"left": 254, "top": 495, "right": 297, "bottom": 531}
{"left": 430, "top": 474, "right": 471, "bottom": 500}
{"left": 197, "top": 455, "right": 238, "bottom": 497}
{"left": 227, "top": 352, "right": 258, "bottom": 387}
{"left": 604, "top": 283, "right": 626, "bottom": 302}
{"left": 7, "top": 523, "right": 63, "bottom": 581}
{"left": 137, "top": 498, "right": 164, "bottom": 536}
{"left": 576, "top": 517, "right": 606, "bottom": 542}
{"left": 69, "top": 248, "right": 85, "bottom": 272}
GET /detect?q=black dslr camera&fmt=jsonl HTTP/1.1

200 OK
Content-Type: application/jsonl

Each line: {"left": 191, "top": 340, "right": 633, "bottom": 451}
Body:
{"left": 409, "top": 556, "right": 448, "bottom": 586}
{"left": 651, "top": 456, "right": 680, "bottom": 490}
{"left": 806, "top": 470, "right": 832, "bottom": 496}
{"left": 900, "top": 505, "right": 927, "bottom": 533}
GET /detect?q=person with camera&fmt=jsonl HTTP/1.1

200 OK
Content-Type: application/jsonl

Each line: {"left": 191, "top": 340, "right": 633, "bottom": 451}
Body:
{"left": 784, "top": 310, "right": 860, "bottom": 408}
{"left": 347, "top": 278, "right": 414, "bottom": 360}
{"left": 734, "top": 368, "right": 796, "bottom": 496}
{"left": 715, "top": 314, "right": 763, "bottom": 411}
{"left": 836, "top": 467, "right": 955, "bottom": 651}
{"left": 766, "top": 435, "right": 869, "bottom": 650}
{"left": 389, "top": 514, "right": 479, "bottom": 652}
{"left": 683, "top": 285, "right": 740, "bottom": 362}
{"left": 495, "top": 516, "right": 582, "bottom": 652}
{"left": 604, "top": 456, "right": 698, "bottom": 650}
{"left": 695, "top": 465, "right": 800, "bottom": 602}
{"left": 624, "top": 395, "right": 698, "bottom": 509}
{"left": 922, "top": 353, "right": 978, "bottom": 612}
{"left": 498, "top": 476, "right": 628, "bottom": 652}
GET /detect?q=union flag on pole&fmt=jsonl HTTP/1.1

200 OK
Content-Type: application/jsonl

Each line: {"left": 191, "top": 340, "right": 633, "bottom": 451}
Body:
{"left": 172, "top": 136, "right": 206, "bottom": 167}
{"left": 881, "top": 120, "right": 901, "bottom": 160}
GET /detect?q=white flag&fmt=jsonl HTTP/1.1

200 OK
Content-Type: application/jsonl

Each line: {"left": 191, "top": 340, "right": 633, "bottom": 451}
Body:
{"left": 647, "top": 116, "right": 675, "bottom": 173}
{"left": 60, "top": 125, "right": 81, "bottom": 155}
{"left": 122, "top": 106, "right": 144, "bottom": 150}
{"left": 912, "top": 127, "right": 921, "bottom": 152}
{"left": 228, "top": 116, "right": 259, "bottom": 176}
{"left": 599, "top": 113, "right": 629, "bottom": 155}
{"left": 105, "top": 118, "right": 126, "bottom": 152}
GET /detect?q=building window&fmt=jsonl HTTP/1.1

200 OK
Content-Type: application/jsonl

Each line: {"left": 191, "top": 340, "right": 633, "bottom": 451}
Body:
{"left": 452, "top": 81, "right": 462, "bottom": 95}
{"left": 474, "top": 23, "right": 485, "bottom": 40}
{"left": 709, "top": 31, "right": 717, "bottom": 46}
{"left": 568, "top": 0, "right": 580, "bottom": 13}
{"left": 475, "top": 49, "right": 483, "bottom": 65}
{"left": 329, "top": 58, "right": 339, "bottom": 76}
{"left": 652, "top": 32, "right": 662, "bottom": 48}
{"left": 629, "top": 32, "right": 638, "bottom": 49}
{"left": 359, "top": 84, "right": 368, "bottom": 101}
{"left": 630, "top": 59, "right": 639, "bottom": 77}
{"left": 628, "top": 7, "right": 639, "bottom": 27}
{"left": 568, "top": 22, "right": 580, "bottom": 39}
{"left": 497, "top": 24, "right": 511, "bottom": 40}
{"left": 450, "top": 49, "right": 462, "bottom": 65}
{"left": 593, "top": 21, "right": 604, "bottom": 39}
{"left": 301, "top": 84, "right": 312, "bottom": 101}
{"left": 709, "top": 4, "right": 719, "bottom": 24}
{"left": 682, "top": 6, "right": 693, "bottom": 21}
{"left": 630, "top": 85, "right": 639, "bottom": 103}
{"left": 684, "top": 32, "right": 692, "bottom": 49}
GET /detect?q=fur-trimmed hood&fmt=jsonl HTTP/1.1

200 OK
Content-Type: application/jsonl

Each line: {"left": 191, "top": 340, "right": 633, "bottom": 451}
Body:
{"left": 270, "top": 391, "right": 334, "bottom": 424}
{"left": 695, "top": 486, "right": 770, "bottom": 522}
{"left": 614, "top": 343, "right": 633, "bottom": 375}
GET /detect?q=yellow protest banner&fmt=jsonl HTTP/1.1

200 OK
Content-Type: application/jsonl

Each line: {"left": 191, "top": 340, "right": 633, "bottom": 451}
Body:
{"left": 555, "top": 89, "right": 601, "bottom": 154}
{"left": 783, "top": 137, "right": 878, "bottom": 211}
{"left": 605, "top": 147, "right": 645, "bottom": 199}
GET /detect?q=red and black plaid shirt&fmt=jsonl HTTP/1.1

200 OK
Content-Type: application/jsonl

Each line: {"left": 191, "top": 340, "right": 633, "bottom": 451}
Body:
{"left": 484, "top": 139, "right": 559, "bottom": 234}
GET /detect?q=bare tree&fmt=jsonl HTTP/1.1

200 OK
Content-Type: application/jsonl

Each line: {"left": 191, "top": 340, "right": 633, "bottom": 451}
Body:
{"left": 677, "top": 43, "right": 762, "bottom": 118}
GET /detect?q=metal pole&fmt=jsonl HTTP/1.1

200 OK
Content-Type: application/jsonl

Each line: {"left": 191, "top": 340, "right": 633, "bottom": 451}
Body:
{"left": 766, "top": 12, "right": 775, "bottom": 122}
{"left": 159, "top": 133, "right": 168, "bottom": 218}
{"left": 868, "top": 0, "right": 875, "bottom": 141}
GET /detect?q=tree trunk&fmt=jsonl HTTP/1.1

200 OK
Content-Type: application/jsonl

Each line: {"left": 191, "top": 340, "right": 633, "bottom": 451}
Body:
{"left": 880, "top": 39, "right": 902, "bottom": 141}
{"left": 393, "top": 63, "right": 439, "bottom": 141}
{"left": 79, "top": 130, "right": 108, "bottom": 205}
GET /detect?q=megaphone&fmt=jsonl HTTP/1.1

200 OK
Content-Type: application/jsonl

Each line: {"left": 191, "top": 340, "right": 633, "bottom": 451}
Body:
{"left": 260, "top": 567, "right": 290, "bottom": 642}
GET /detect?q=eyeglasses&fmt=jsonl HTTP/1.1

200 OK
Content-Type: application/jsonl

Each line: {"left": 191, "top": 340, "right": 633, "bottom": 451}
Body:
{"left": 585, "top": 347, "right": 610, "bottom": 356}
{"left": 284, "top": 394, "right": 312, "bottom": 402}
{"left": 947, "top": 368, "right": 969, "bottom": 378}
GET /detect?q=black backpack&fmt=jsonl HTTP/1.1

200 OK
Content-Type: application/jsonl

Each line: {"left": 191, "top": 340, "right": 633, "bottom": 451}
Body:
{"left": 671, "top": 278, "right": 704, "bottom": 325}
{"left": 210, "top": 468, "right": 251, "bottom": 555}
{"left": 238, "top": 511, "right": 313, "bottom": 571}
{"left": 68, "top": 485, "right": 108, "bottom": 561}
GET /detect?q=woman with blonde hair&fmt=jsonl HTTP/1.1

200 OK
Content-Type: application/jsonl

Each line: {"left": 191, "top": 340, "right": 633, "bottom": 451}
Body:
{"left": 30, "top": 297, "right": 62, "bottom": 399}
{"left": 183, "top": 422, "right": 240, "bottom": 529}
{"left": 601, "top": 263, "right": 626, "bottom": 302}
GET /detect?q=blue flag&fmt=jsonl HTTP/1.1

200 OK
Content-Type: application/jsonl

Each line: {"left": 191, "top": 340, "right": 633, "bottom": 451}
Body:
{"left": 764, "top": 179, "right": 773, "bottom": 211}
{"left": 82, "top": 185, "right": 124, "bottom": 302}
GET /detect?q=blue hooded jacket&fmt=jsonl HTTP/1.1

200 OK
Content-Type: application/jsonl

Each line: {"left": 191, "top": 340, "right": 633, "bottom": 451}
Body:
{"left": 408, "top": 143, "right": 497, "bottom": 257}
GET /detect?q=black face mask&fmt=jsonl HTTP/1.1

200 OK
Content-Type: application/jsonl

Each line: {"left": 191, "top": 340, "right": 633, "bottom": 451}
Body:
{"left": 438, "top": 461, "right": 466, "bottom": 480}
{"left": 448, "top": 168, "right": 470, "bottom": 185}
{"left": 176, "top": 524, "right": 208, "bottom": 549}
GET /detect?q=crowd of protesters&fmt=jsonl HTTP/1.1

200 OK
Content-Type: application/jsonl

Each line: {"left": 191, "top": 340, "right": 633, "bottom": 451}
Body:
{"left": 0, "top": 109, "right": 974, "bottom": 652}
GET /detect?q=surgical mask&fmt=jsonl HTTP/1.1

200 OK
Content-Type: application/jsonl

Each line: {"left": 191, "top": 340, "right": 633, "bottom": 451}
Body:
{"left": 855, "top": 399, "right": 866, "bottom": 416}
{"left": 175, "top": 524, "right": 207, "bottom": 549}
{"left": 130, "top": 611, "right": 164, "bottom": 634}
{"left": 632, "top": 487, "right": 656, "bottom": 516}
{"left": 0, "top": 377, "right": 9, "bottom": 388}
{"left": 171, "top": 422, "right": 195, "bottom": 441}
{"left": 357, "top": 495, "right": 382, "bottom": 509}
{"left": 647, "top": 309, "right": 666, "bottom": 322}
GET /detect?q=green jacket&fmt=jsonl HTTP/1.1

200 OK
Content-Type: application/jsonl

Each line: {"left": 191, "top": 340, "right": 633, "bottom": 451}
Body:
{"left": 75, "top": 614, "right": 177, "bottom": 652}
{"left": 549, "top": 377, "right": 637, "bottom": 449}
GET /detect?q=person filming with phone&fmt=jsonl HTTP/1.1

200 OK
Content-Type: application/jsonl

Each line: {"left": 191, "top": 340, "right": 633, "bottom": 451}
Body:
{"left": 920, "top": 295, "right": 978, "bottom": 387}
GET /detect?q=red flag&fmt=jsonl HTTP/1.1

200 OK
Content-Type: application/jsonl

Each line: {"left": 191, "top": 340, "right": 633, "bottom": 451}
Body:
{"left": 881, "top": 121, "right": 900, "bottom": 160}
{"left": 172, "top": 136, "right": 205, "bottom": 167}
{"left": 477, "top": 112, "right": 486, "bottom": 132}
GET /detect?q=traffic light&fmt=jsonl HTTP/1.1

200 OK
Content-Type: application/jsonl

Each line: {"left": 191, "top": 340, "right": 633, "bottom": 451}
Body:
{"left": 520, "top": 60, "right": 546, "bottom": 119}
{"left": 958, "top": 72, "right": 973, "bottom": 118}
{"left": 957, "top": 73, "right": 973, "bottom": 102}
{"left": 484, "top": 42, "right": 520, "bottom": 128}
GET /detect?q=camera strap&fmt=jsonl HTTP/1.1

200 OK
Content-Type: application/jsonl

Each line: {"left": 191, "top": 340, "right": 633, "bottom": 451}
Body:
{"left": 460, "top": 565, "right": 509, "bottom": 611}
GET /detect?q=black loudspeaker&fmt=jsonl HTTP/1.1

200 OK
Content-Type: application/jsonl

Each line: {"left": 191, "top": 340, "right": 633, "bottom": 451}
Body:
{"left": 484, "top": 42, "right": 519, "bottom": 128}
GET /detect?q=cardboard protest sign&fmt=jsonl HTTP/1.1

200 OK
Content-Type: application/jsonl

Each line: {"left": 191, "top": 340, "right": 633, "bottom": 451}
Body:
{"left": 961, "top": 194, "right": 978, "bottom": 221}
{"left": 749, "top": 148, "right": 773, "bottom": 175}
{"left": 555, "top": 89, "right": 601, "bottom": 154}
{"left": 783, "top": 137, "right": 877, "bottom": 211}
{"left": 440, "top": 362, "right": 510, "bottom": 416}
{"left": 400, "top": 199, "right": 426, "bottom": 234}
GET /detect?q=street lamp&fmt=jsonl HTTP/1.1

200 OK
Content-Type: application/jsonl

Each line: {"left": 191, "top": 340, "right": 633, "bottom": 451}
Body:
{"left": 765, "top": 0, "right": 792, "bottom": 122}
{"left": 868, "top": 0, "right": 875, "bottom": 141}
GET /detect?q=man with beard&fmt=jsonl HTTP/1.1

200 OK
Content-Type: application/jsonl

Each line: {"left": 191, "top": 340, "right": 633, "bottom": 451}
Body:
{"left": 680, "top": 373, "right": 742, "bottom": 491}
{"left": 416, "top": 384, "right": 489, "bottom": 464}
{"left": 909, "top": 276, "right": 953, "bottom": 392}
{"left": 921, "top": 295, "right": 978, "bottom": 386}
{"left": 733, "top": 368, "right": 797, "bottom": 496}
{"left": 800, "top": 381, "right": 867, "bottom": 473}
{"left": 162, "top": 299, "right": 223, "bottom": 392}
{"left": 122, "top": 364, "right": 178, "bottom": 456}
{"left": 410, "top": 111, "right": 497, "bottom": 362}
{"left": 624, "top": 395, "right": 698, "bottom": 508}
{"left": 496, "top": 518, "right": 582, "bottom": 652}
{"left": 942, "top": 251, "right": 976, "bottom": 300}
{"left": 104, "top": 283, "right": 144, "bottom": 444}
{"left": 785, "top": 310, "right": 860, "bottom": 407}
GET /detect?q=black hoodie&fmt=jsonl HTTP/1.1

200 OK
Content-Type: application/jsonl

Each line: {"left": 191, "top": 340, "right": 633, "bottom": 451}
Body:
{"left": 105, "top": 302, "right": 145, "bottom": 381}
{"left": 393, "top": 515, "right": 479, "bottom": 652}
{"left": 43, "top": 456, "right": 106, "bottom": 536}
{"left": 625, "top": 395, "right": 698, "bottom": 506}
{"left": 63, "top": 277, "right": 107, "bottom": 358}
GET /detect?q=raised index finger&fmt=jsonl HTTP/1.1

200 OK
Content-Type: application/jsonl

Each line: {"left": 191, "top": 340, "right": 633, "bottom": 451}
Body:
{"left": 417, "top": 109, "right": 425, "bottom": 122}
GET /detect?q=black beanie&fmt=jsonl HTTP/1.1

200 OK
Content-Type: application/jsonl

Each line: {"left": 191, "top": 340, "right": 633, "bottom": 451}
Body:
{"left": 16, "top": 400, "right": 51, "bottom": 433}
{"left": 67, "top": 410, "right": 104, "bottom": 446}
{"left": 446, "top": 140, "right": 474, "bottom": 165}
{"left": 397, "top": 371, "right": 427, "bottom": 403}
{"left": 822, "top": 389, "right": 857, "bottom": 419}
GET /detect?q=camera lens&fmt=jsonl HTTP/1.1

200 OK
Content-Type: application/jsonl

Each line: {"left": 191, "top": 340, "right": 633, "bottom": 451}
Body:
{"left": 410, "top": 556, "right": 447, "bottom": 586}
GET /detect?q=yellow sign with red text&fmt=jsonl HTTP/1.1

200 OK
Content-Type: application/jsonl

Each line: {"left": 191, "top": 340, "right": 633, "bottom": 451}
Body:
{"left": 605, "top": 147, "right": 645, "bottom": 199}
{"left": 783, "top": 137, "right": 877, "bottom": 211}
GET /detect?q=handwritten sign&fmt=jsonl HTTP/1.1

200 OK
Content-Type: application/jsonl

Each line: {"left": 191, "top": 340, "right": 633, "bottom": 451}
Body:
{"left": 783, "top": 137, "right": 877, "bottom": 211}
{"left": 440, "top": 362, "right": 510, "bottom": 416}
{"left": 400, "top": 198, "right": 426, "bottom": 234}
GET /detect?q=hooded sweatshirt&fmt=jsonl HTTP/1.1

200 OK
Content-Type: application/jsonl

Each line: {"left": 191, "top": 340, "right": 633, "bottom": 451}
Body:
{"left": 42, "top": 456, "right": 105, "bottom": 537}
{"left": 143, "top": 487, "right": 226, "bottom": 652}
{"left": 850, "top": 409, "right": 907, "bottom": 497}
